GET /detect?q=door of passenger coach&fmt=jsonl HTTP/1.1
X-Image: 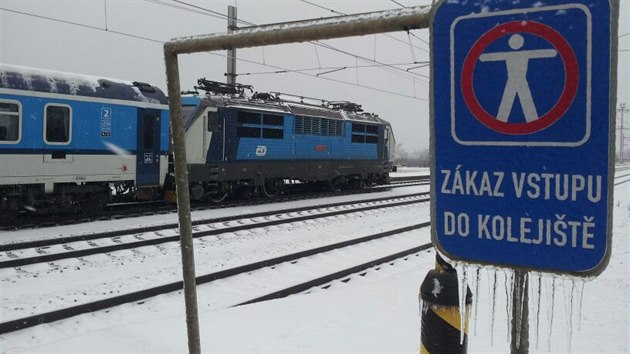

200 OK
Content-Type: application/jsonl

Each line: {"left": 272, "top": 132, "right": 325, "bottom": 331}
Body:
{"left": 136, "top": 109, "right": 161, "bottom": 187}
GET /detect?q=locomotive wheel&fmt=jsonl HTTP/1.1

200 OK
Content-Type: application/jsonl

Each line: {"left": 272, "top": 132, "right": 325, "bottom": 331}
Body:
{"left": 364, "top": 174, "right": 376, "bottom": 187}
{"left": 329, "top": 177, "right": 345, "bottom": 192}
{"left": 262, "top": 178, "right": 283, "bottom": 198}
{"left": 190, "top": 183, "right": 205, "bottom": 201}
{"left": 347, "top": 176, "right": 365, "bottom": 190}
{"left": 208, "top": 182, "right": 228, "bottom": 203}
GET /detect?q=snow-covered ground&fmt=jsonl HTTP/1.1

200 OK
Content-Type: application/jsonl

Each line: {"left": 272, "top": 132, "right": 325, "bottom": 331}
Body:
{"left": 1, "top": 169, "right": 628, "bottom": 353}
{"left": 391, "top": 166, "right": 430, "bottom": 178}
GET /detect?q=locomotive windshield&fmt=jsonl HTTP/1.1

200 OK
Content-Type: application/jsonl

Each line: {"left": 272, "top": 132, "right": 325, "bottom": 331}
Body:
{"left": 181, "top": 105, "right": 198, "bottom": 128}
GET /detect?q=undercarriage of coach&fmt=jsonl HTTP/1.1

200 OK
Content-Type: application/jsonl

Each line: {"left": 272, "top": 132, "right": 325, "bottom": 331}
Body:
{"left": 0, "top": 183, "right": 113, "bottom": 221}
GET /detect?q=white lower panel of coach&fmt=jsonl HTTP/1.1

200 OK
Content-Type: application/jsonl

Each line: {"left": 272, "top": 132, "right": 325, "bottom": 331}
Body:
{"left": 0, "top": 154, "right": 168, "bottom": 192}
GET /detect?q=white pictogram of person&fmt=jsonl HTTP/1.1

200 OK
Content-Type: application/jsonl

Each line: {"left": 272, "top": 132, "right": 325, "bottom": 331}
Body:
{"left": 479, "top": 34, "right": 557, "bottom": 123}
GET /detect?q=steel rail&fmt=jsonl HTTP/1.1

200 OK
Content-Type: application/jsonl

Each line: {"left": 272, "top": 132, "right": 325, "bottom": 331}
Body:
{"left": 0, "top": 222, "right": 430, "bottom": 334}
{"left": 0, "top": 191, "right": 428, "bottom": 252}
{"left": 0, "top": 176, "right": 426, "bottom": 231}
{"left": 235, "top": 242, "right": 433, "bottom": 307}
{"left": 0, "top": 194, "right": 430, "bottom": 268}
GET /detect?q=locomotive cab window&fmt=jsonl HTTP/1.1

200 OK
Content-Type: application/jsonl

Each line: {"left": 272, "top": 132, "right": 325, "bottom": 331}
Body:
{"left": 237, "top": 111, "right": 261, "bottom": 138}
{"left": 181, "top": 105, "right": 197, "bottom": 127}
{"left": 351, "top": 123, "right": 378, "bottom": 144}
{"left": 207, "top": 111, "right": 219, "bottom": 132}
{"left": 44, "top": 104, "right": 71, "bottom": 144}
{"left": 263, "top": 114, "right": 283, "bottom": 126}
{"left": 237, "top": 111, "right": 261, "bottom": 125}
{"left": 237, "top": 111, "right": 284, "bottom": 139}
{"left": 0, "top": 100, "right": 21, "bottom": 143}
{"left": 262, "top": 114, "right": 284, "bottom": 139}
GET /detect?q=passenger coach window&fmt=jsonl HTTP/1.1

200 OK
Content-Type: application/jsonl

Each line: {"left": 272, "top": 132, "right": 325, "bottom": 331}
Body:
{"left": 0, "top": 101, "right": 20, "bottom": 143}
{"left": 45, "top": 105, "right": 71, "bottom": 144}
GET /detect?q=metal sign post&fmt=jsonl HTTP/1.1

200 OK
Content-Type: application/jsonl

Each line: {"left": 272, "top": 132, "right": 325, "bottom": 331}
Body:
{"left": 431, "top": 0, "right": 618, "bottom": 352}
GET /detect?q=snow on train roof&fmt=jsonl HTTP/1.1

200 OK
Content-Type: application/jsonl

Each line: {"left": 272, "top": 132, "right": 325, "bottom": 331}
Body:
{"left": 0, "top": 64, "right": 167, "bottom": 104}
{"left": 200, "top": 94, "right": 386, "bottom": 124}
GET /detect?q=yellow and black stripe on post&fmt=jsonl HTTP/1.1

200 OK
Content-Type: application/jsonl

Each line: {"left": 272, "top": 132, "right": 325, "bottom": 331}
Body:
{"left": 419, "top": 255, "right": 472, "bottom": 354}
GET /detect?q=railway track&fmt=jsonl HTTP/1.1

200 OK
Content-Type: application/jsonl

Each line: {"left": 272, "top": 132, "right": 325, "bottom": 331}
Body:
{"left": 0, "top": 222, "right": 433, "bottom": 334}
{"left": 2, "top": 168, "right": 627, "bottom": 336}
{"left": 614, "top": 171, "right": 630, "bottom": 186}
{"left": 0, "top": 192, "right": 430, "bottom": 268}
{"left": 0, "top": 176, "right": 429, "bottom": 231}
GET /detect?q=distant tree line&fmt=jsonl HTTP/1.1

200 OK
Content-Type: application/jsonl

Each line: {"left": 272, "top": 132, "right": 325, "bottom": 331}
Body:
{"left": 394, "top": 143, "right": 430, "bottom": 167}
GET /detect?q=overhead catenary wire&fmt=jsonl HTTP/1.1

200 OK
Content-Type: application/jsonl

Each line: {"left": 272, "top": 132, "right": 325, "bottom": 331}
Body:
{"left": 144, "top": 0, "right": 227, "bottom": 20}
{"left": 0, "top": 7, "right": 163, "bottom": 44}
{"left": 408, "top": 30, "right": 429, "bottom": 46}
{"left": 160, "top": 0, "right": 431, "bottom": 88}
{"left": 0, "top": 6, "right": 427, "bottom": 100}
{"left": 168, "top": 0, "right": 429, "bottom": 83}
{"left": 390, "top": 0, "right": 407, "bottom": 8}
{"left": 236, "top": 61, "right": 430, "bottom": 76}
{"left": 310, "top": 40, "right": 429, "bottom": 80}
{"left": 407, "top": 31, "right": 417, "bottom": 62}
{"left": 299, "top": 0, "right": 429, "bottom": 53}
{"left": 172, "top": 0, "right": 229, "bottom": 19}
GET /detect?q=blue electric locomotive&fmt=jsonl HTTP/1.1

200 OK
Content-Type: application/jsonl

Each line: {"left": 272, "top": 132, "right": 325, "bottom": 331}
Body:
{"left": 0, "top": 64, "right": 170, "bottom": 219}
{"left": 177, "top": 79, "right": 396, "bottom": 202}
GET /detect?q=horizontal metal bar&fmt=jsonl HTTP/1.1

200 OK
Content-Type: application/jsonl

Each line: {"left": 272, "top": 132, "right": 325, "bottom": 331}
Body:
{"left": 164, "top": 6, "right": 432, "bottom": 55}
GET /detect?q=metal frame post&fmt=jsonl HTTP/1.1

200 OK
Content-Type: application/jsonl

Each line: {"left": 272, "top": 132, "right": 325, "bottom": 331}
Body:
{"left": 163, "top": 6, "right": 432, "bottom": 353}
{"left": 164, "top": 52, "right": 201, "bottom": 354}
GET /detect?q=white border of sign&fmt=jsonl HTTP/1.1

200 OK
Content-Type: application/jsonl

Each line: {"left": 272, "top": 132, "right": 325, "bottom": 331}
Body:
{"left": 449, "top": 4, "right": 592, "bottom": 147}
{"left": 430, "top": 0, "right": 618, "bottom": 277}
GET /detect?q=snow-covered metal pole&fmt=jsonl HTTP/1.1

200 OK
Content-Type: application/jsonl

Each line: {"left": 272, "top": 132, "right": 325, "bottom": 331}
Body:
{"left": 164, "top": 51, "right": 201, "bottom": 354}
{"left": 163, "top": 6, "right": 432, "bottom": 353}
{"left": 164, "top": 6, "right": 431, "bottom": 56}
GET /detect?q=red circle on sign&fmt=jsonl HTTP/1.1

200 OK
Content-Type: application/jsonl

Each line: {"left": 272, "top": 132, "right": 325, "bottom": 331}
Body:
{"left": 460, "top": 21, "right": 579, "bottom": 135}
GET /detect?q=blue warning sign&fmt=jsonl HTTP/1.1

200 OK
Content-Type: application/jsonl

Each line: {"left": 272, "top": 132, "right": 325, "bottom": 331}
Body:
{"left": 430, "top": 0, "right": 616, "bottom": 276}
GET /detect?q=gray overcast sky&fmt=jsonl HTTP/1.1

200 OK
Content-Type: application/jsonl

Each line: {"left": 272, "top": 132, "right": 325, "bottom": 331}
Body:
{"left": 1, "top": 0, "right": 628, "bottom": 153}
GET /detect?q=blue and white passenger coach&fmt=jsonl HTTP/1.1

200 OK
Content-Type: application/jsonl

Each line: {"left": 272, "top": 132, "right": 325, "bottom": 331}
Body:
{"left": 177, "top": 80, "right": 396, "bottom": 202}
{"left": 0, "top": 65, "right": 169, "bottom": 219}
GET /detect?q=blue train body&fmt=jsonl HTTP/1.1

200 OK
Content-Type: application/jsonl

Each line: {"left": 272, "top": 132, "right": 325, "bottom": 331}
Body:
{"left": 0, "top": 64, "right": 169, "bottom": 218}
{"left": 178, "top": 81, "right": 396, "bottom": 201}
{"left": 0, "top": 67, "right": 397, "bottom": 217}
